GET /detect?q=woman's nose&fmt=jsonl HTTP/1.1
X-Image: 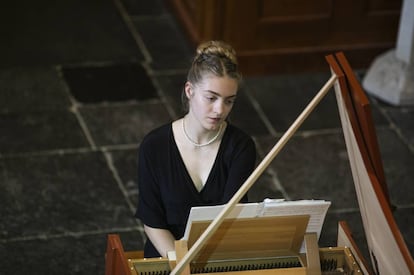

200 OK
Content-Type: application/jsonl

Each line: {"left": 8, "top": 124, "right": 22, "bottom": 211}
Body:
{"left": 214, "top": 101, "right": 225, "bottom": 114}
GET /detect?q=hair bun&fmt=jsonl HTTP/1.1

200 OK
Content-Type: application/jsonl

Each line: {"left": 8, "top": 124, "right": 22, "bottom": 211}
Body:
{"left": 196, "top": 41, "right": 238, "bottom": 65}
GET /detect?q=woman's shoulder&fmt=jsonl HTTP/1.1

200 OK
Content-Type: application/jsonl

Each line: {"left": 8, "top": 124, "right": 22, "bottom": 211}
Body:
{"left": 225, "top": 123, "right": 253, "bottom": 141}
{"left": 224, "top": 123, "right": 255, "bottom": 149}
{"left": 141, "top": 123, "right": 172, "bottom": 146}
{"left": 222, "top": 123, "right": 256, "bottom": 161}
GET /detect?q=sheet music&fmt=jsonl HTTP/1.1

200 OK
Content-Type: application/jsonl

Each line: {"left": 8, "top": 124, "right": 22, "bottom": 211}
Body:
{"left": 183, "top": 198, "right": 331, "bottom": 253}
{"left": 260, "top": 198, "right": 331, "bottom": 240}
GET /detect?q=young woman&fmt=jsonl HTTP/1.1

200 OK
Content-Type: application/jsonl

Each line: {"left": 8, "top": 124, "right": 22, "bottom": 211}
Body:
{"left": 135, "top": 40, "right": 256, "bottom": 258}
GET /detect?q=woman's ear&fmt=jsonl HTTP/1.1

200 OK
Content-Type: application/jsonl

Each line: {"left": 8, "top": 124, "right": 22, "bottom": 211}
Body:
{"left": 184, "top": 82, "right": 192, "bottom": 99}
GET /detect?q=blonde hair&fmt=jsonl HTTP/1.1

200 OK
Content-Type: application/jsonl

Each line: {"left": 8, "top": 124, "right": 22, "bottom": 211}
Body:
{"left": 187, "top": 40, "right": 241, "bottom": 85}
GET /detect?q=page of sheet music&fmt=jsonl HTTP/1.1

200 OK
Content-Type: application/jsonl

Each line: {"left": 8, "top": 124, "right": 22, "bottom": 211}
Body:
{"left": 260, "top": 199, "right": 331, "bottom": 239}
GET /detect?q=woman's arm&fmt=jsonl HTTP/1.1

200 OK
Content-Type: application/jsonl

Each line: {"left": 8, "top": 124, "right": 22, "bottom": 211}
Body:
{"left": 144, "top": 225, "right": 176, "bottom": 258}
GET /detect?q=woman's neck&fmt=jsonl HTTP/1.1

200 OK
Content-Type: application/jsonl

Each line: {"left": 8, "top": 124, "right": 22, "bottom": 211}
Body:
{"left": 182, "top": 115, "right": 224, "bottom": 147}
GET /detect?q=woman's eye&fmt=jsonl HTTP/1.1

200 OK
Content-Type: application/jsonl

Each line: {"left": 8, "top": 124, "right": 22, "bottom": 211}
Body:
{"left": 206, "top": 96, "right": 215, "bottom": 102}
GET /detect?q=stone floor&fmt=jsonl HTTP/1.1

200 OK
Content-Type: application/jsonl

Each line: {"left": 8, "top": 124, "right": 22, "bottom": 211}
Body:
{"left": 0, "top": 1, "right": 413, "bottom": 274}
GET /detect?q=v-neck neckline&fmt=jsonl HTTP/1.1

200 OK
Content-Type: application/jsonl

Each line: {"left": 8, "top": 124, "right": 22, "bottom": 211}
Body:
{"left": 170, "top": 123, "right": 227, "bottom": 194}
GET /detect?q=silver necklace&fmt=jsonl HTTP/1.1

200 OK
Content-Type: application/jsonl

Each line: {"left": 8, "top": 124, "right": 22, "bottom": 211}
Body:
{"left": 182, "top": 118, "right": 223, "bottom": 147}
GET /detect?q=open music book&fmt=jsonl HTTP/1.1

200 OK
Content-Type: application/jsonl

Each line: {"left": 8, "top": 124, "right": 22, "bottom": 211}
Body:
{"left": 182, "top": 199, "right": 331, "bottom": 253}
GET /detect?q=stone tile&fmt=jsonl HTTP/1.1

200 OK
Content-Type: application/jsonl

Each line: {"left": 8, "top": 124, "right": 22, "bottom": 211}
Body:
{"left": 376, "top": 128, "right": 414, "bottom": 206}
{"left": 0, "top": 111, "right": 89, "bottom": 154}
{"left": 79, "top": 102, "right": 172, "bottom": 146}
{"left": 246, "top": 73, "right": 389, "bottom": 133}
{"left": 62, "top": 63, "right": 157, "bottom": 104}
{"left": 0, "top": 0, "right": 142, "bottom": 68}
{"left": 228, "top": 89, "right": 271, "bottom": 137}
{"left": 255, "top": 133, "right": 358, "bottom": 210}
{"left": 1, "top": 1, "right": 413, "bottom": 275}
{"left": 385, "top": 107, "right": 414, "bottom": 148}
{"left": 109, "top": 148, "right": 139, "bottom": 207}
{"left": 155, "top": 73, "right": 187, "bottom": 119}
{"left": 132, "top": 15, "right": 193, "bottom": 71}
{"left": 246, "top": 73, "right": 342, "bottom": 132}
{"left": 394, "top": 207, "right": 414, "bottom": 256}
{"left": 0, "top": 152, "right": 137, "bottom": 240}
{"left": 0, "top": 67, "right": 71, "bottom": 113}
{"left": 0, "top": 231, "right": 143, "bottom": 275}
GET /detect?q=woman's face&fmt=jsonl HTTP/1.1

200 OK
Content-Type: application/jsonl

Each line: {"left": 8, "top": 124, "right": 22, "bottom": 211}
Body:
{"left": 186, "top": 75, "right": 238, "bottom": 131}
